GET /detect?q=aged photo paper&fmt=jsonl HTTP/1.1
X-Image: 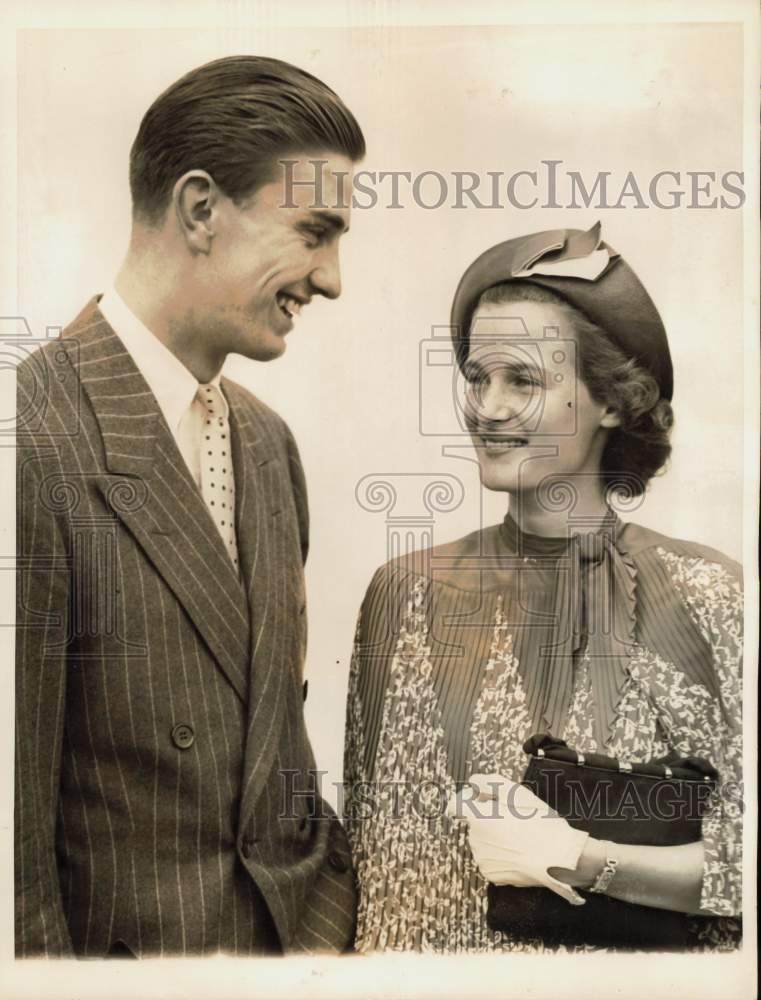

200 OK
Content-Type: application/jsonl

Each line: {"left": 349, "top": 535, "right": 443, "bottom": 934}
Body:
{"left": 1, "top": 1, "right": 757, "bottom": 998}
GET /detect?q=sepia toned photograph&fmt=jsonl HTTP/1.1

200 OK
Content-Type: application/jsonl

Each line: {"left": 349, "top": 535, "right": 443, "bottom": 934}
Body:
{"left": 1, "top": 2, "right": 757, "bottom": 998}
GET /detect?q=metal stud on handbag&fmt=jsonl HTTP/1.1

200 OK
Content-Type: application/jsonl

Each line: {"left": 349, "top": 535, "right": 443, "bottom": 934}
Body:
{"left": 486, "top": 733, "right": 722, "bottom": 950}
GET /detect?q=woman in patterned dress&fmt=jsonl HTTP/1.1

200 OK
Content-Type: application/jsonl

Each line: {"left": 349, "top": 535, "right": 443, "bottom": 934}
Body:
{"left": 342, "top": 223, "right": 743, "bottom": 953}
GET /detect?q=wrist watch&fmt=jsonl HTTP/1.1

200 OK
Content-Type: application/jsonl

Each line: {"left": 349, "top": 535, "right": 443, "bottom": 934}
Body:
{"left": 589, "top": 843, "right": 619, "bottom": 895}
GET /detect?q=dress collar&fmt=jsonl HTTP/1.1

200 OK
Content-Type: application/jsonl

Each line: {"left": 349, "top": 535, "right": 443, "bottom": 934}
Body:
{"left": 499, "top": 507, "right": 636, "bottom": 746}
{"left": 499, "top": 508, "right": 624, "bottom": 561}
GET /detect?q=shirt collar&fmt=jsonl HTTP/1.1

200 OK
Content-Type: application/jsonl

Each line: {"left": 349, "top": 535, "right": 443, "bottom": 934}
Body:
{"left": 98, "top": 286, "right": 223, "bottom": 433}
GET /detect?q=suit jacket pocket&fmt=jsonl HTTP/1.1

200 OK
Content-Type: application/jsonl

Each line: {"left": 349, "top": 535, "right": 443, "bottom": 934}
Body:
{"left": 106, "top": 938, "right": 137, "bottom": 959}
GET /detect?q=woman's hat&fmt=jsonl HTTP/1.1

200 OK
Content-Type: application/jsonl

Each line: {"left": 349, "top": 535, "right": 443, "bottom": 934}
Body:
{"left": 450, "top": 222, "right": 673, "bottom": 401}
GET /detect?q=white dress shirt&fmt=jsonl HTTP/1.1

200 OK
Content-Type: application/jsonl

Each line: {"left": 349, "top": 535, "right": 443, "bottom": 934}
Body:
{"left": 98, "top": 287, "right": 225, "bottom": 488}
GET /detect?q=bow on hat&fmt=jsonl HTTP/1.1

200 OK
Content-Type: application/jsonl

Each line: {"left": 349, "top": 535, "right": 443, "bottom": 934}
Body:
{"left": 450, "top": 222, "right": 673, "bottom": 401}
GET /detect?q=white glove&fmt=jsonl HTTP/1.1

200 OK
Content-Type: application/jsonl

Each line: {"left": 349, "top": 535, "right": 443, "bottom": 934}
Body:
{"left": 448, "top": 772, "right": 589, "bottom": 906}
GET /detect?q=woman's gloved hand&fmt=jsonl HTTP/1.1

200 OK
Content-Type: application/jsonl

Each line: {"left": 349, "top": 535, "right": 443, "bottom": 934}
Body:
{"left": 447, "top": 772, "right": 589, "bottom": 905}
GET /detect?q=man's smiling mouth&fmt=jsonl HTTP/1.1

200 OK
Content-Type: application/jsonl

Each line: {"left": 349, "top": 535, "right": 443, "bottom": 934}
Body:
{"left": 276, "top": 292, "right": 305, "bottom": 319}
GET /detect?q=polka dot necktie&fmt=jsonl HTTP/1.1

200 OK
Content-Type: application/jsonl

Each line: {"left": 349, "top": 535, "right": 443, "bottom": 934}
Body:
{"left": 197, "top": 383, "right": 239, "bottom": 570}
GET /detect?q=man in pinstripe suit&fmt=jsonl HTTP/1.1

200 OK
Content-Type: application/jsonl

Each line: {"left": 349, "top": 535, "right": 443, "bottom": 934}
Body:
{"left": 15, "top": 56, "right": 364, "bottom": 957}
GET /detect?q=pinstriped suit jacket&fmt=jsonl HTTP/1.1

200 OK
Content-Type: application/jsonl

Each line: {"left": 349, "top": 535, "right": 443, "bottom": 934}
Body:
{"left": 15, "top": 298, "right": 357, "bottom": 957}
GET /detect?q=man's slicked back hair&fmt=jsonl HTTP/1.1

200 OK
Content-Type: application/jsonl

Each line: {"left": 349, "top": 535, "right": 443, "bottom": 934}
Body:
{"left": 129, "top": 55, "right": 366, "bottom": 225}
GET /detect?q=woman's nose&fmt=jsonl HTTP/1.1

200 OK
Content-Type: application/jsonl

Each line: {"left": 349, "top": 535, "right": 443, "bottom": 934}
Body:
{"left": 475, "top": 380, "right": 520, "bottom": 423}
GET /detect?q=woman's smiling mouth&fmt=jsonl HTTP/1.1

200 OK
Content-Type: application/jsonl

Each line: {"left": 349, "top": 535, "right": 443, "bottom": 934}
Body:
{"left": 480, "top": 434, "right": 531, "bottom": 453}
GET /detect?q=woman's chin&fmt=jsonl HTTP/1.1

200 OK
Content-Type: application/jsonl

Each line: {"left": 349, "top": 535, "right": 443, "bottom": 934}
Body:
{"left": 476, "top": 452, "right": 532, "bottom": 493}
{"left": 478, "top": 467, "right": 521, "bottom": 493}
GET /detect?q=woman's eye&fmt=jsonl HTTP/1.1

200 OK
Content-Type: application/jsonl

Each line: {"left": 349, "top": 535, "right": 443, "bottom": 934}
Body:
{"left": 513, "top": 371, "right": 542, "bottom": 388}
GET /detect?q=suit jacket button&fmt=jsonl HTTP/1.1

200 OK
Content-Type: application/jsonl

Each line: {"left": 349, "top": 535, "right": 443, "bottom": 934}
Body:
{"left": 327, "top": 851, "right": 349, "bottom": 874}
{"left": 171, "top": 724, "right": 195, "bottom": 750}
{"left": 241, "top": 838, "right": 255, "bottom": 859}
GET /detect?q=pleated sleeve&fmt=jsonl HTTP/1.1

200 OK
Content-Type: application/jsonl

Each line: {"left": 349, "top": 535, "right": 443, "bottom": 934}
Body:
{"left": 656, "top": 546, "right": 744, "bottom": 918}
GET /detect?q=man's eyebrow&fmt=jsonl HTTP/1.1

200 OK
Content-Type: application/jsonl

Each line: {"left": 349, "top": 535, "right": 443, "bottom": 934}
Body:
{"left": 304, "top": 209, "right": 350, "bottom": 234}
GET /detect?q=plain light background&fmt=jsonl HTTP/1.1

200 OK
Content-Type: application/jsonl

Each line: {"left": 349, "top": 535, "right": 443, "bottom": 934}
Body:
{"left": 15, "top": 23, "right": 746, "bottom": 789}
{"left": 2, "top": 4, "right": 757, "bottom": 1000}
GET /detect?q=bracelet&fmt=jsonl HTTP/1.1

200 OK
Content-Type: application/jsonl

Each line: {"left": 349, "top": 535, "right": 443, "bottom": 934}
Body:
{"left": 589, "top": 844, "right": 618, "bottom": 895}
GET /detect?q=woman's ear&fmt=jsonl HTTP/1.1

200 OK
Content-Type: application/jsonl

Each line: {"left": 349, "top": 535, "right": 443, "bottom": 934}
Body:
{"left": 600, "top": 405, "right": 621, "bottom": 429}
{"left": 172, "top": 170, "right": 219, "bottom": 254}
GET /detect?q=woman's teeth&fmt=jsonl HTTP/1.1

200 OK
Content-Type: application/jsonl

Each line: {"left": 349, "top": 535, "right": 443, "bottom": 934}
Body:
{"left": 482, "top": 437, "right": 529, "bottom": 449}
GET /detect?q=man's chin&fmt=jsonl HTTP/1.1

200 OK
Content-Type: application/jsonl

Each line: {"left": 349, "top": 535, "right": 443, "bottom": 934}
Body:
{"left": 261, "top": 338, "right": 288, "bottom": 361}
{"left": 239, "top": 332, "right": 289, "bottom": 363}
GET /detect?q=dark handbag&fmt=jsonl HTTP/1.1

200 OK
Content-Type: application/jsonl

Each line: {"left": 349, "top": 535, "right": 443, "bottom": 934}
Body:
{"left": 485, "top": 733, "right": 718, "bottom": 950}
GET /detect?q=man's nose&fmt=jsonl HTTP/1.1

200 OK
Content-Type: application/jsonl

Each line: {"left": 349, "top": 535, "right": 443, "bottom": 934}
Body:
{"left": 310, "top": 244, "right": 342, "bottom": 300}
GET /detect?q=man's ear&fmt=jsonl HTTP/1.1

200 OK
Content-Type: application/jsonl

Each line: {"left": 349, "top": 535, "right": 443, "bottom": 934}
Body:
{"left": 172, "top": 170, "right": 219, "bottom": 254}
{"left": 600, "top": 405, "right": 621, "bottom": 429}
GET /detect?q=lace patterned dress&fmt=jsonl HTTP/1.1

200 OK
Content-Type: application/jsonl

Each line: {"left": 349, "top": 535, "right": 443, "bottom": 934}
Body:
{"left": 343, "top": 514, "right": 743, "bottom": 953}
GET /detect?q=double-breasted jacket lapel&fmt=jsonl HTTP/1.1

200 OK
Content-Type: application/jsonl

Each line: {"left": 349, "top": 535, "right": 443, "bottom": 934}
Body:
{"left": 226, "top": 384, "right": 304, "bottom": 822}
{"left": 66, "top": 300, "right": 251, "bottom": 703}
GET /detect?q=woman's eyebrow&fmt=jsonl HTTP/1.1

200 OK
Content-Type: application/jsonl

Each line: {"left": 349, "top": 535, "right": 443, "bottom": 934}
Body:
{"left": 462, "top": 358, "right": 485, "bottom": 380}
{"left": 464, "top": 354, "right": 546, "bottom": 377}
